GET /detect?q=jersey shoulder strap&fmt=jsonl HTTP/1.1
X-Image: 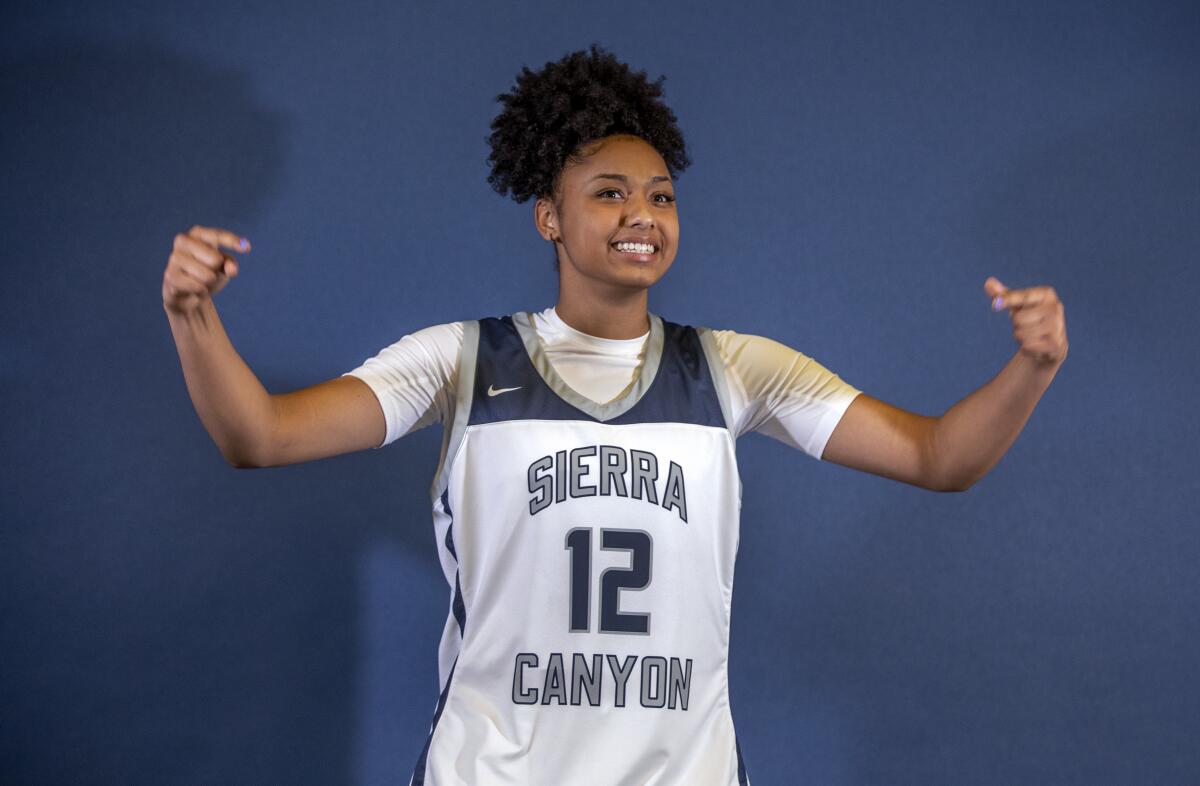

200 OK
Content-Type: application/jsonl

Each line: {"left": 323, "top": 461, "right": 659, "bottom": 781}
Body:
{"left": 430, "top": 319, "right": 480, "bottom": 500}
{"left": 694, "top": 326, "right": 736, "bottom": 438}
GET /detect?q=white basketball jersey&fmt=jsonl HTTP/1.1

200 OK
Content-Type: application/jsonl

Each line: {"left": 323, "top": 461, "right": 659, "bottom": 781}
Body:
{"left": 411, "top": 311, "right": 750, "bottom": 785}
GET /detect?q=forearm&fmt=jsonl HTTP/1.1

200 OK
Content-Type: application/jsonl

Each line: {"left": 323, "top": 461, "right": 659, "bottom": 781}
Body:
{"left": 932, "top": 351, "right": 1064, "bottom": 491}
{"left": 164, "top": 299, "right": 277, "bottom": 467}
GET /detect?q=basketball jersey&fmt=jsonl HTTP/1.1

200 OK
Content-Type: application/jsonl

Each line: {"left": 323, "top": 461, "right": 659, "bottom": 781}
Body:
{"left": 411, "top": 310, "right": 750, "bottom": 786}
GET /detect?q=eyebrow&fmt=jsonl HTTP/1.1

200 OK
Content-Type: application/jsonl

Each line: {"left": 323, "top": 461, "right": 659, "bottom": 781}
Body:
{"left": 589, "top": 174, "right": 673, "bottom": 184}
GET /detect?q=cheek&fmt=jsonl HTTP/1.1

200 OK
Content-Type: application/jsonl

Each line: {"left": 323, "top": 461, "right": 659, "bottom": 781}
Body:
{"left": 663, "top": 215, "right": 680, "bottom": 241}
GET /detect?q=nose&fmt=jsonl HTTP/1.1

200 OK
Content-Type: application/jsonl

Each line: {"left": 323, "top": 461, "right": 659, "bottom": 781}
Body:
{"left": 623, "top": 192, "right": 655, "bottom": 229}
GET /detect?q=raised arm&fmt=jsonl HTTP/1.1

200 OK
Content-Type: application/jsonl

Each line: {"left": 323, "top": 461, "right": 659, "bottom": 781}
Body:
{"left": 822, "top": 277, "right": 1068, "bottom": 492}
{"left": 162, "top": 225, "right": 385, "bottom": 468}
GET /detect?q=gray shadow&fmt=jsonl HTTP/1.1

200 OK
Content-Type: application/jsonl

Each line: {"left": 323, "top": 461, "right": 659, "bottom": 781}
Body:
{"left": 1, "top": 36, "right": 441, "bottom": 786}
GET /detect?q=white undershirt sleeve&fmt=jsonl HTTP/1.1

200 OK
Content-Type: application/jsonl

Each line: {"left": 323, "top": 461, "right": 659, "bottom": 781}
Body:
{"left": 713, "top": 329, "right": 863, "bottom": 460}
{"left": 340, "top": 321, "right": 463, "bottom": 448}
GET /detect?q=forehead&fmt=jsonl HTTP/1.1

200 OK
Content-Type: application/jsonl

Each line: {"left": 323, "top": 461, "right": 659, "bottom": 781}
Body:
{"left": 564, "top": 135, "right": 671, "bottom": 181}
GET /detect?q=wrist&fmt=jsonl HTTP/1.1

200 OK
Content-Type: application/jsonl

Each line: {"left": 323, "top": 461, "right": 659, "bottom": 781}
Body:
{"left": 164, "top": 298, "right": 218, "bottom": 334}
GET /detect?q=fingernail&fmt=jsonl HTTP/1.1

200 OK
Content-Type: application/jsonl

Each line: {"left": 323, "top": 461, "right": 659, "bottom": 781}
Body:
{"left": 992, "top": 296, "right": 1004, "bottom": 311}
{"left": 239, "top": 238, "right": 250, "bottom": 251}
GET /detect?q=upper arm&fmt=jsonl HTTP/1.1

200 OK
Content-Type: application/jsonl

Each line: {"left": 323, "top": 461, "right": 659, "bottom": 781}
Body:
{"left": 713, "top": 329, "right": 862, "bottom": 458}
{"left": 253, "top": 375, "right": 387, "bottom": 468}
{"left": 820, "top": 393, "right": 949, "bottom": 491}
{"left": 252, "top": 321, "right": 462, "bottom": 468}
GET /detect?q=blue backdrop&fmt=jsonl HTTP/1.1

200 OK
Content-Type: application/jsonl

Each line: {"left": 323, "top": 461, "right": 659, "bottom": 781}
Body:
{"left": 3, "top": 1, "right": 1198, "bottom": 783}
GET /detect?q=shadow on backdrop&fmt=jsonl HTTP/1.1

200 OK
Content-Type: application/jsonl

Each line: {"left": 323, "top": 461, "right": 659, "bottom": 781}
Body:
{"left": 2, "top": 36, "right": 447, "bottom": 785}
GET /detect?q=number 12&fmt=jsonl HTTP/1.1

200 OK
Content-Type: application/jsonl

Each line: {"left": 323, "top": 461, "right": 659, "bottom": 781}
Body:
{"left": 564, "top": 527, "right": 653, "bottom": 635}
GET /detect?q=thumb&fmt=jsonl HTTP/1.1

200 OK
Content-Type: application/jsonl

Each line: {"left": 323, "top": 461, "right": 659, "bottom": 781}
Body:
{"left": 984, "top": 276, "right": 1008, "bottom": 310}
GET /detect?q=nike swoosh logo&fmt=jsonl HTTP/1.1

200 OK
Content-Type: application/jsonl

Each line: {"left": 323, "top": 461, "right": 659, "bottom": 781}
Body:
{"left": 487, "top": 384, "right": 522, "bottom": 397}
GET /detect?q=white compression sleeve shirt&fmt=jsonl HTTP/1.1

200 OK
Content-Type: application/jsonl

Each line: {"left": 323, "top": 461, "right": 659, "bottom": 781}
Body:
{"left": 341, "top": 307, "right": 862, "bottom": 459}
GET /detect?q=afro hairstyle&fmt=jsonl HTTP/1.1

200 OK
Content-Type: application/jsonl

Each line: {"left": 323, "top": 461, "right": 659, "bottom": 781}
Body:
{"left": 486, "top": 44, "right": 691, "bottom": 204}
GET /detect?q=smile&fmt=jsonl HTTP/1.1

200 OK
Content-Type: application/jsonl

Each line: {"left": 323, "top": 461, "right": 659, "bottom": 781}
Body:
{"left": 612, "top": 242, "right": 658, "bottom": 256}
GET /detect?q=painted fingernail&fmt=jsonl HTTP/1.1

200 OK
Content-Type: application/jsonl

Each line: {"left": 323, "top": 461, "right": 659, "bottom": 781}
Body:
{"left": 992, "top": 296, "right": 1004, "bottom": 311}
{"left": 239, "top": 238, "right": 250, "bottom": 251}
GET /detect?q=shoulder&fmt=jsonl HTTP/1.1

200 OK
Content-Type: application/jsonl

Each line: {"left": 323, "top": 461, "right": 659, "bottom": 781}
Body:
{"left": 698, "top": 324, "right": 856, "bottom": 411}
{"left": 700, "top": 327, "right": 817, "bottom": 373}
{"left": 408, "top": 320, "right": 466, "bottom": 361}
{"left": 346, "top": 320, "right": 467, "bottom": 384}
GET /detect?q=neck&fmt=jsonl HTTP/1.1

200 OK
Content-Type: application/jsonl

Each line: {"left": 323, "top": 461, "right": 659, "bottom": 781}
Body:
{"left": 554, "top": 288, "right": 650, "bottom": 339}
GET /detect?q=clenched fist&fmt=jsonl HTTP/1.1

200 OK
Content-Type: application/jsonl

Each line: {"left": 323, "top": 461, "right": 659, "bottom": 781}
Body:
{"left": 162, "top": 225, "right": 251, "bottom": 315}
{"left": 985, "top": 276, "right": 1069, "bottom": 367}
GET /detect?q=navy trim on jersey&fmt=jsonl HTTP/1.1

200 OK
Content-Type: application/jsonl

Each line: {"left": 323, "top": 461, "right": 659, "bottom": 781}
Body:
{"left": 469, "top": 315, "right": 726, "bottom": 428}
{"left": 442, "top": 494, "right": 457, "bottom": 560}
{"left": 441, "top": 489, "right": 466, "bottom": 637}
{"left": 412, "top": 490, "right": 466, "bottom": 786}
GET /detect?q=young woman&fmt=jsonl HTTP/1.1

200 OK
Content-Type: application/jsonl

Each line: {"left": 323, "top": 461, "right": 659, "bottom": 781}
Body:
{"left": 163, "top": 44, "right": 1068, "bottom": 786}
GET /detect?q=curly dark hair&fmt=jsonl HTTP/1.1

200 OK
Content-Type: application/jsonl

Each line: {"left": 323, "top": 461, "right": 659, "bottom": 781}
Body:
{"left": 487, "top": 44, "right": 691, "bottom": 204}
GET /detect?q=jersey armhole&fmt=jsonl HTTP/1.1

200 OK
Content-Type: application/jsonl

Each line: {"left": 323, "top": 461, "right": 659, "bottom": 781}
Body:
{"left": 430, "top": 319, "right": 480, "bottom": 500}
{"left": 696, "top": 326, "right": 737, "bottom": 442}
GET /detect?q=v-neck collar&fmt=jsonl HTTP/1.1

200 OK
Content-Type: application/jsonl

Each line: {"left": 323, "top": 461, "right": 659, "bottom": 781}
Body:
{"left": 512, "top": 310, "right": 665, "bottom": 422}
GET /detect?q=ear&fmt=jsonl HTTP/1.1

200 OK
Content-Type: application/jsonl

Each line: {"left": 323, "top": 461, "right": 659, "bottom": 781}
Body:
{"left": 534, "top": 196, "right": 559, "bottom": 243}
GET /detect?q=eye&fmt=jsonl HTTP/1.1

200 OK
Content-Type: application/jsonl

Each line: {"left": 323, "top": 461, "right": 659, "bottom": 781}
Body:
{"left": 597, "top": 188, "right": 623, "bottom": 199}
{"left": 654, "top": 193, "right": 676, "bottom": 204}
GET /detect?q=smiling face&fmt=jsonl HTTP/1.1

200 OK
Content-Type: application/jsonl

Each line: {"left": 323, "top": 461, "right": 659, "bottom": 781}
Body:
{"left": 535, "top": 134, "right": 679, "bottom": 299}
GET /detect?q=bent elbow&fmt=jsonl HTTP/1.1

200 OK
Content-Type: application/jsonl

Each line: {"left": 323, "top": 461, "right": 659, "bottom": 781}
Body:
{"left": 938, "top": 475, "right": 975, "bottom": 493}
{"left": 224, "top": 450, "right": 263, "bottom": 470}
{"left": 923, "top": 466, "right": 972, "bottom": 492}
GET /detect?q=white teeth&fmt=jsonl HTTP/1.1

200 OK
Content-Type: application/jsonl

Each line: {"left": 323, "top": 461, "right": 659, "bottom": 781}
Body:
{"left": 615, "top": 242, "right": 655, "bottom": 254}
